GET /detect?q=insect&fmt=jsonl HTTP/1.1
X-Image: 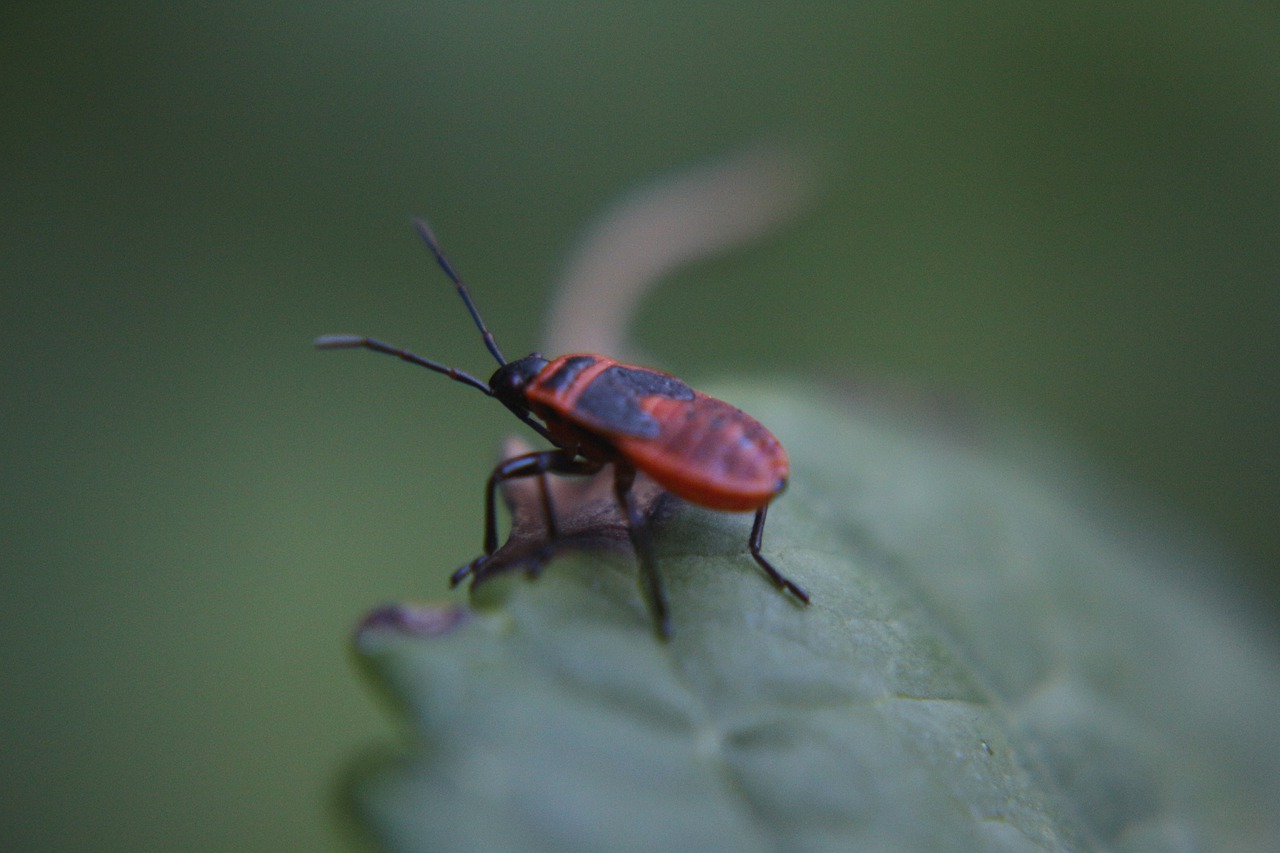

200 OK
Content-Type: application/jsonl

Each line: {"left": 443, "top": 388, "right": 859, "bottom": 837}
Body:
{"left": 317, "top": 218, "right": 809, "bottom": 638}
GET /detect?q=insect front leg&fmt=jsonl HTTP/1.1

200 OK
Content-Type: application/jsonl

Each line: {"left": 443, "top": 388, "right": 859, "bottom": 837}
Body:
{"left": 749, "top": 504, "right": 810, "bottom": 604}
{"left": 449, "top": 449, "right": 600, "bottom": 587}
{"left": 613, "top": 463, "right": 670, "bottom": 640}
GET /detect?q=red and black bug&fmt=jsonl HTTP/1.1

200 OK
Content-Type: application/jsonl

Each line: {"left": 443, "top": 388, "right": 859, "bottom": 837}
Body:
{"left": 317, "top": 218, "right": 809, "bottom": 638}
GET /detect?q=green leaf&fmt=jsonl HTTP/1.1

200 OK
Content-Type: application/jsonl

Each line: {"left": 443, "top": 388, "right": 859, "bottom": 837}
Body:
{"left": 347, "top": 383, "right": 1280, "bottom": 853}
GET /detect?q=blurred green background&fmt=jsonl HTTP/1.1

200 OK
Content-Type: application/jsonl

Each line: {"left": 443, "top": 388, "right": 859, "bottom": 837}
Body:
{"left": 3, "top": 2, "right": 1277, "bottom": 850}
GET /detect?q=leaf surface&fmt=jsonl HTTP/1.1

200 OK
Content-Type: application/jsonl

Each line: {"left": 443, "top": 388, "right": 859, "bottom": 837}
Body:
{"left": 349, "top": 383, "right": 1280, "bottom": 853}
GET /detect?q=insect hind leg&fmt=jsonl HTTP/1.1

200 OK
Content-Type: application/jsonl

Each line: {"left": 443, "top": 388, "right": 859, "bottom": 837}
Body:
{"left": 749, "top": 505, "right": 810, "bottom": 604}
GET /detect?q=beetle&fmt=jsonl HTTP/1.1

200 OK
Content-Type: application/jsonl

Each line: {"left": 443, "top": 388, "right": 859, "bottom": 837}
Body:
{"left": 317, "top": 218, "right": 809, "bottom": 638}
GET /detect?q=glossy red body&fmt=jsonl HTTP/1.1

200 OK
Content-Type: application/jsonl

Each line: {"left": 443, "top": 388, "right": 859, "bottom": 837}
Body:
{"left": 523, "top": 354, "right": 789, "bottom": 512}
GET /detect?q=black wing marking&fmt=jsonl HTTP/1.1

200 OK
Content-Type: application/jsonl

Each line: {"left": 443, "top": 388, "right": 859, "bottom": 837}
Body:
{"left": 541, "top": 355, "right": 597, "bottom": 392}
{"left": 574, "top": 365, "right": 694, "bottom": 438}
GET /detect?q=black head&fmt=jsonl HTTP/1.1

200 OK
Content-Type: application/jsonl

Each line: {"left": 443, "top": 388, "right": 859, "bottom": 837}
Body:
{"left": 489, "top": 353, "right": 549, "bottom": 415}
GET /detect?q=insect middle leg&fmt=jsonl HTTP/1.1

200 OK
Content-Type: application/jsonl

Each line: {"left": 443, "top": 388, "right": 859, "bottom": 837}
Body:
{"left": 749, "top": 504, "right": 810, "bottom": 604}
{"left": 613, "top": 463, "right": 671, "bottom": 639}
{"left": 450, "top": 449, "right": 601, "bottom": 587}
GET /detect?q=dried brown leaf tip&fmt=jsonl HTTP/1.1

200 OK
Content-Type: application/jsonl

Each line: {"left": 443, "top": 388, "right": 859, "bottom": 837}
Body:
{"left": 356, "top": 602, "right": 471, "bottom": 640}
{"left": 463, "top": 437, "right": 672, "bottom": 584}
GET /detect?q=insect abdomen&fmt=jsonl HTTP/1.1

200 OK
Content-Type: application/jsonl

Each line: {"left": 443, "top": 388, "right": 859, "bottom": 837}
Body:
{"left": 618, "top": 394, "right": 788, "bottom": 512}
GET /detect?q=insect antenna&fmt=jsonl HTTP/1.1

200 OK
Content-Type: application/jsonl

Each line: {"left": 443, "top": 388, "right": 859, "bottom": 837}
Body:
{"left": 413, "top": 217, "right": 507, "bottom": 367}
{"left": 315, "top": 219, "right": 564, "bottom": 444}
{"left": 313, "top": 335, "right": 493, "bottom": 396}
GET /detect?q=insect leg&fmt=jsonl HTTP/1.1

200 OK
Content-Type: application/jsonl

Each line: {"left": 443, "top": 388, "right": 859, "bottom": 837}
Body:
{"left": 613, "top": 464, "right": 670, "bottom": 639}
{"left": 749, "top": 505, "right": 810, "bottom": 604}
{"left": 522, "top": 456, "right": 598, "bottom": 578}
{"left": 449, "top": 449, "right": 599, "bottom": 587}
